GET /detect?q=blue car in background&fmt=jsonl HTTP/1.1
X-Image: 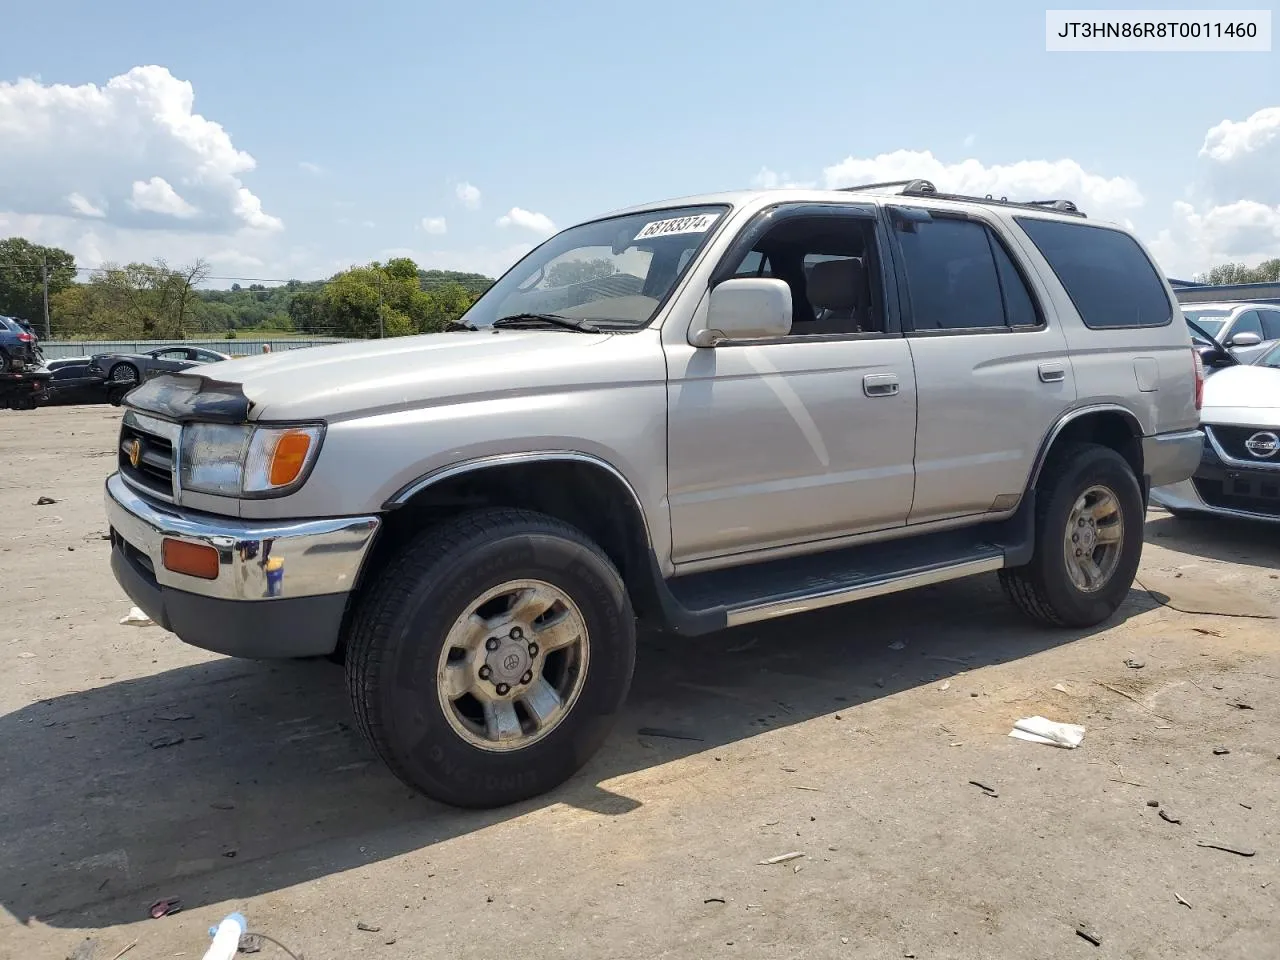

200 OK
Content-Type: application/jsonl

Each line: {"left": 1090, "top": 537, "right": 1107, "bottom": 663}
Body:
{"left": 0, "top": 316, "right": 43, "bottom": 372}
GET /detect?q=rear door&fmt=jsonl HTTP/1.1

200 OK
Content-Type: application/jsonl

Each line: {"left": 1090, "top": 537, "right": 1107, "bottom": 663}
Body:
{"left": 885, "top": 206, "right": 1076, "bottom": 524}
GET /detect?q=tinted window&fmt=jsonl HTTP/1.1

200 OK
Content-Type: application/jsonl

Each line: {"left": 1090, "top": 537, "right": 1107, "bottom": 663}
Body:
{"left": 1015, "top": 217, "right": 1171, "bottom": 329}
{"left": 1230, "top": 311, "right": 1263, "bottom": 340}
{"left": 1260, "top": 311, "right": 1280, "bottom": 341}
{"left": 898, "top": 218, "right": 1005, "bottom": 330}
{"left": 989, "top": 236, "right": 1039, "bottom": 327}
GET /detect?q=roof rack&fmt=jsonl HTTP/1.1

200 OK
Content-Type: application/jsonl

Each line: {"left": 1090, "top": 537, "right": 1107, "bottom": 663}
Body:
{"left": 837, "top": 178, "right": 1086, "bottom": 218}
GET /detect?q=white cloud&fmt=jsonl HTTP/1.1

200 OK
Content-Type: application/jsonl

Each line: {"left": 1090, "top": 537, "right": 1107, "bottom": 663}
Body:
{"left": 421, "top": 216, "right": 447, "bottom": 235}
{"left": 130, "top": 176, "right": 198, "bottom": 218}
{"left": 750, "top": 167, "right": 814, "bottom": 189}
{"left": 455, "top": 181, "right": 481, "bottom": 209}
{"left": 821, "top": 149, "right": 1144, "bottom": 222}
{"left": 0, "top": 65, "right": 281, "bottom": 233}
{"left": 1200, "top": 106, "right": 1280, "bottom": 164}
{"left": 496, "top": 206, "right": 555, "bottom": 234}
{"left": 67, "top": 192, "right": 105, "bottom": 218}
{"left": 298, "top": 161, "right": 323, "bottom": 175}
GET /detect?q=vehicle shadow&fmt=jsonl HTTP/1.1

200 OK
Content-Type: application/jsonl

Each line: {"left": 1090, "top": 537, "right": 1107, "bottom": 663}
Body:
{"left": 2, "top": 573, "right": 1157, "bottom": 929}
{"left": 1145, "top": 510, "right": 1280, "bottom": 567}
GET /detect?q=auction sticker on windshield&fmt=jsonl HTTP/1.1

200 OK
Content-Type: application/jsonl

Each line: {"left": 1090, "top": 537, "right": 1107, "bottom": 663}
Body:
{"left": 634, "top": 213, "right": 720, "bottom": 240}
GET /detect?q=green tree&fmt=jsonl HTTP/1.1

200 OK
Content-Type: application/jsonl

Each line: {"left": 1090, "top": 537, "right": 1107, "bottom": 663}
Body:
{"left": 1196, "top": 259, "right": 1280, "bottom": 284}
{"left": 0, "top": 238, "right": 77, "bottom": 330}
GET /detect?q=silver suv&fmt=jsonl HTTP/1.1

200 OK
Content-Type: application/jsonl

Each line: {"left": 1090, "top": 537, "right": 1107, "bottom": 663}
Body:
{"left": 104, "top": 179, "right": 1204, "bottom": 808}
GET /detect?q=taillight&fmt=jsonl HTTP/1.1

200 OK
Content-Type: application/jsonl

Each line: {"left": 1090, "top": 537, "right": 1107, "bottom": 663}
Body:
{"left": 1192, "top": 348, "right": 1205, "bottom": 411}
{"left": 17, "top": 332, "right": 33, "bottom": 343}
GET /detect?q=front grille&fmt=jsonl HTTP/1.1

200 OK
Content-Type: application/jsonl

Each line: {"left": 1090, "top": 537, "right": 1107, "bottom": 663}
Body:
{"left": 1194, "top": 473, "right": 1280, "bottom": 517}
{"left": 119, "top": 420, "right": 176, "bottom": 500}
{"left": 1206, "top": 424, "right": 1280, "bottom": 464}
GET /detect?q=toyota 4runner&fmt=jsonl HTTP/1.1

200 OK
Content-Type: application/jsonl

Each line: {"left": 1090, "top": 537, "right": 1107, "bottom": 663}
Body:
{"left": 105, "top": 179, "right": 1204, "bottom": 808}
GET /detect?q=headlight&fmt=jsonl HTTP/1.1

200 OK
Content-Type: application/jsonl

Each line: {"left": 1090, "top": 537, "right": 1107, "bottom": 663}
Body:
{"left": 180, "top": 423, "right": 323, "bottom": 497}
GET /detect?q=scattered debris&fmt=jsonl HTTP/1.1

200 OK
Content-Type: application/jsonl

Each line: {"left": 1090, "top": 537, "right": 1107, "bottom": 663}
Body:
{"left": 1052, "top": 683, "right": 1071, "bottom": 694}
{"left": 1075, "top": 923, "right": 1102, "bottom": 946}
{"left": 1109, "top": 778, "right": 1145, "bottom": 787}
{"left": 969, "top": 780, "right": 998, "bottom": 797}
{"left": 938, "top": 680, "right": 951, "bottom": 692}
{"left": 841, "top": 936, "right": 850, "bottom": 944}
{"left": 148, "top": 897, "right": 182, "bottom": 919}
{"left": 704, "top": 897, "right": 726, "bottom": 904}
{"left": 1213, "top": 747, "right": 1231, "bottom": 755}
{"left": 1146, "top": 800, "right": 1160, "bottom": 808}
{"left": 119, "top": 607, "right": 154, "bottom": 627}
{"left": 17, "top": 652, "right": 35, "bottom": 659}
{"left": 107, "top": 942, "right": 137, "bottom": 960}
{"left": 211, "top": 800, "right": 236, "bottom": 810}
{"left": 1009, "top": 716, "right": 1086, "bottom": 748}
{"left": 384, "top": 938, "right": 397, "bottom": 946}
{"left": 874, "top": 678, "right": 886, "bottom": 688}
{"left": 758, "top": 851, "right": 804, "bottom": 865}
{"left": 1159, "top": 809, "right": 1182, "bottom": 825}
{"left": 1124, "top": 658, "right": 1145, "bottom": 669}
{"left": 222, "top": 850, "right": 238, "bottom": 858}
{"left": 637, "top": 727, "right": 703, "bottom": 742}
{"left": 237, "top": 934, "right": 263, "bottom": 954}
{"left": 357, "top": 921, "right": 382, "bottom": 932}
{"left": 793, "top": 863, "right": 802, "bottom": 873}
{"left": 793, "top": 785, "right": 821, "bottom": 792}
{"left": 1175, "top": 893, "right": 1192, "bottom": 910}
{"left": 155, "top": 712, "right": 194, "bottom": 722}
{"left": 1092, "top": 680, "right": 1173, "bottom": 721}
{"left": 1228, "top": 700, "right": 1254, "bottom": 710}
{"left": 888, "top": 641, "right": 906, "bottom": 651}
{"left": 148, "top": 734, "right": 185, "bottom": 750}
{"left": 35, "top": 496, "right": 58, "bottom": 505}
{"left": 1196, "top": 840, "right": 1255, "bottom": 857}
{"left": 1193, "top": 627, "right": 1224, "bottom": 637}
{"left": 1241, "top": 802, "right": 1253, "bottom": 810}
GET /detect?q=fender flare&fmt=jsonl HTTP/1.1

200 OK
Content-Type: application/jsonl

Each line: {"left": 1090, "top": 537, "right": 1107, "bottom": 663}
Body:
{"left": 1027, "top": 403, "right": 1145, "bottom": 490}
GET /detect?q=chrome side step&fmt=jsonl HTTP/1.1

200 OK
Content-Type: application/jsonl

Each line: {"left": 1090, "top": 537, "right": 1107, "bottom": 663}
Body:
{"left": 723, "top": 555, "right": 1006, "bottom": 628}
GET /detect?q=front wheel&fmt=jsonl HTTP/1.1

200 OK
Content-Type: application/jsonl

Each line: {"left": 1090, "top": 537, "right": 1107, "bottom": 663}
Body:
{"left": 345, "top": 508, "right": 636, "bottom": 808}
{"left": 1000, "top": 443, "right": 1145, "bottom": 628}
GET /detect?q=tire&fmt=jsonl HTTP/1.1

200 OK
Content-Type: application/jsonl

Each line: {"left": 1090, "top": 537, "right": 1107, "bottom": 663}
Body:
{"left": 0, "top": 349, "right": 12, "bottom": 373}
{"left": 109, "top": 363, "right": 139, "bottom": 385}
{"left": 345, "top": 507, "right": 636, "bottom": 809}
{"left": 1000, "top": 443, "right": 1144, "bottom": 628}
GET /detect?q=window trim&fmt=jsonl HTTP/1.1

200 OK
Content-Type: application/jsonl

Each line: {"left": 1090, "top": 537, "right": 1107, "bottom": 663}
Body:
{"left": 884, "top": 208, "right": 1047, "bottom": 337}
{"left": 1013, "top": 215, "right": 1174, "bottom": 331}
{"left": 709, "top": 201, "right": 902, "bottom": 341}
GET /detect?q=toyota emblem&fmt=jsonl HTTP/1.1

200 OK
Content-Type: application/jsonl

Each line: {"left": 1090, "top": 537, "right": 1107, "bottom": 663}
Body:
{"left": 1244, "top": 431, "right": 1279, "bottom": 459}
{"left": 124, "top": 438, "right": 142, "bottom": 468}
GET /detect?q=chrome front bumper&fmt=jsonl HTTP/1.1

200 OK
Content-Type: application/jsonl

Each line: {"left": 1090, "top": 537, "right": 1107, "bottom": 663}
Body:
{"left": 105, "top": 472, "right": 381, "bottom": 657}
{"left": 1150, "top": 478, "right": 1280, "bottom": 525}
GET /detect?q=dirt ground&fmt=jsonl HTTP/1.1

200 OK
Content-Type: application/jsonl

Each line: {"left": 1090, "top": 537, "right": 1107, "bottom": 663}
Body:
{"left": 2, "top": 405, "right": 1278, "bottom": 960}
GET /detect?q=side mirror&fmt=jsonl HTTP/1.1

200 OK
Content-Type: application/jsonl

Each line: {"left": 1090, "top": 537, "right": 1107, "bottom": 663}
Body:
{"left": 691, "top": 278, "right": 792, "bottom": 347}
{"left": 1227, "top": 331, "right": 1262, "bottom": 348}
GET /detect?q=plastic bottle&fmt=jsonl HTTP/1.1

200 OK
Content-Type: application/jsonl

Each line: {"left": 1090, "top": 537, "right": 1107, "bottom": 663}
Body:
{"left": 202, "top": 912, "right": 247, "bottom": 960}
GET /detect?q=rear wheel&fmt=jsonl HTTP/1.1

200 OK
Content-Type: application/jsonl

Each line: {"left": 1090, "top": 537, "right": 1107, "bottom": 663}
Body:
{"left": 109, "top": 363, "right": 139, "bottom": 385}
{"left": 1000, "top": 443, "right": 1144, "bottom": 628}
{"left": 345, "top": 508, "right": 636, "bottom": 808}
{"left": 0, "top": 348, "right": 13, "bottom": 373}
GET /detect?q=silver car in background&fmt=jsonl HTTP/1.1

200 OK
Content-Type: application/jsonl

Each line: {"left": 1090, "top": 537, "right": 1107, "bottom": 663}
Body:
{"left": 1184, "top": 300, "right": 1280, "bottom": 367}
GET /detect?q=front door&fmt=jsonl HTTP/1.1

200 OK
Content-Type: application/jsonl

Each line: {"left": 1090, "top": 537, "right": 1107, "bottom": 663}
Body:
{"left": 665, "top": 206, "right": 918, "bottom": 565}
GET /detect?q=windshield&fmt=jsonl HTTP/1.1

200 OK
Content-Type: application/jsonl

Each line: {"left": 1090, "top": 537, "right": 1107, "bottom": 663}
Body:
{"left": 460, "top": 205, "right": 730, "bottom": 329}
{"left": 1183, "top": 309, "right": 1231, "bottom": 339}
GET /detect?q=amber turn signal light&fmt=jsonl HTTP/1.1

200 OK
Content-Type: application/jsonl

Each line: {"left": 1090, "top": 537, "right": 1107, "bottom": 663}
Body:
{"left": 269, "top": 430, "right": 314, "bottom": 487}
{"left": 162, "top": 538, "right": 220, "bottom": 580}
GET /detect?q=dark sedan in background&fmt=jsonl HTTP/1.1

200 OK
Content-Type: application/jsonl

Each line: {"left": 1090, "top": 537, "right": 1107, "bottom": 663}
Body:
{"left": 0, "top": 315, "right": 43, "bottom": 372}
{"left": 88, "top": 346, "right": 231, "bottom": 387}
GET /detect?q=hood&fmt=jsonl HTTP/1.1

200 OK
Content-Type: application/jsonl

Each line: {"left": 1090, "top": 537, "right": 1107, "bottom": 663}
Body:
{"left": 1201, "top": 364, "right": 1280, "bottom": 428}
{"left": 125, "top": 329, "right": 657, "bottom": 423}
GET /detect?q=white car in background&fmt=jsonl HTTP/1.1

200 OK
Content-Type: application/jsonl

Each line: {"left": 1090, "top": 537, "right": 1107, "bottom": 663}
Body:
{"left": 1183, "top": 300, "right": 1280, "bottom": 367}
{"left": 1152, "top": 338, "right": 1280, "bottom": 524}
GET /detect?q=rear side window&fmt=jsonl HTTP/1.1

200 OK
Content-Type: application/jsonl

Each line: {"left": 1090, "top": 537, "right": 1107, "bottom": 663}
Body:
{"left": 1260, "top": 312, "right": 1280, "bottom": 341}
{"left": 1015, "top": 217, "right": 1172, "bottom": 329}
{"left": 895, "top": 216, "right": 1041, "bottom": 331}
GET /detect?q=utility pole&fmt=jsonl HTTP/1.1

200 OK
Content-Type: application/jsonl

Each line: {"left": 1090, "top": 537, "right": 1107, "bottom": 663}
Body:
{"left": 41, "top": 256, "right": 51, "bottom": 340}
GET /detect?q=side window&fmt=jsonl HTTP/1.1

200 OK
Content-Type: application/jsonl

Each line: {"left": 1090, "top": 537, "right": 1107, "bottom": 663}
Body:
{"left": 1259, "top": 311, "right": 1280, "bottom": 341}
{"left": 720, "top": 214, "right": 885, "bottom": 336}
{"left": 989, "top": 234, "right": 1040, "bottom": 327}
{"left": 896, "top": 217, "right": 1005, "bottom": 331}
{"left": 1015, "top": 217, "right": 1172, "bottom": 329}
{"left": 1230, "top": 311, "right": 1263, "bottom": 341}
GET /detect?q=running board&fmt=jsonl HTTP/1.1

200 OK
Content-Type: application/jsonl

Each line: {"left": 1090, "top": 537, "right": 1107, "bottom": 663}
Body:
{"left": 650, "top": 497, "right": 1034, "bottom": 637}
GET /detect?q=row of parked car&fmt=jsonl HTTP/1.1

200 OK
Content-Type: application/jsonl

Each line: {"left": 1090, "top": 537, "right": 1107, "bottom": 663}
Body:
{"left": 1, "top": 316, "right": 231, "bottom": 410}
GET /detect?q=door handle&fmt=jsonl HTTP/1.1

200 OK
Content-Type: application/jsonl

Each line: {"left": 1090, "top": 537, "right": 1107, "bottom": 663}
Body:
{"left": 863, "top": 373, "right": 900, "bottom": 397}
{"left": 1038, "top": 362, "right": 1066, "bottom": 383}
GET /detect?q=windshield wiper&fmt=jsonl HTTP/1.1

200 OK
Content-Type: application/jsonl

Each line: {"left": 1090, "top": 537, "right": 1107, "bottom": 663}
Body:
{"left": 445, "top": 320, "right": 479, "bottom": 331}
{"left": 492, "top": 312, "right": 601, "bottom": 333}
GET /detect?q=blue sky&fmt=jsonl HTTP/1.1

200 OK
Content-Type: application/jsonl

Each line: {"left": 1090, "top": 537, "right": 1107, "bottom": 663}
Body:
{"left": 1, "top": 0, "right": 1276, "bottom": 280}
